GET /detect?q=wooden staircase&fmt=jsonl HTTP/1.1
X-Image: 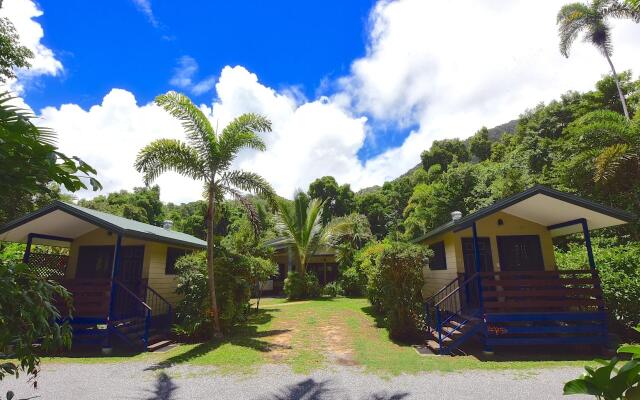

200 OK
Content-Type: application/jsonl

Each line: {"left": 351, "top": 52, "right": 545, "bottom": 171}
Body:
{"left": 426, "top": 315, "right": 482, "bottom": 354}
{"left": 57, "top": 279, "right": 174, "bottom": 352}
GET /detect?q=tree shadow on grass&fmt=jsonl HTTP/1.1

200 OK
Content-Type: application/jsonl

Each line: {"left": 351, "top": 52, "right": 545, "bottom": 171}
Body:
{"left": 145, "top": 308, "right": 290, "bottom": 371}
{"left": 258, "top": 378, "right": 410, "bottom": 400}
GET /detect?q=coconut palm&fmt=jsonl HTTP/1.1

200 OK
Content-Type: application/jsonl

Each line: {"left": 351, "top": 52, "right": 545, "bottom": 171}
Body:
{"left": 557, "top": 0, "right": 638, "bottom": 120}
{"left": 275, "top": 192, "right": 325, "bottom": 275}
{"left": 135, "top": 91, "right": 274, "bottom": 338}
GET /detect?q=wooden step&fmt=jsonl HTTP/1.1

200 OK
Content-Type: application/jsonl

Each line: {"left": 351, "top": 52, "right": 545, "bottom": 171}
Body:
{"left": 147, "top": 340, "right": 173, "bottom": 352}
{"left": 427, "top": 328, "right": 453, "bottom": 342}
{"left": 425, "top": 340, "right": 441, "bottom": 352}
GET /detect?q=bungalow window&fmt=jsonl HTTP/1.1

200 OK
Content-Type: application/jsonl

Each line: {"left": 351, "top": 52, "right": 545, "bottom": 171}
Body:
{"left": 429, "top": 241, "right": 447, "bottom": 270}
{"left": 165, "top": 247, "right": 188, "bottom": 275}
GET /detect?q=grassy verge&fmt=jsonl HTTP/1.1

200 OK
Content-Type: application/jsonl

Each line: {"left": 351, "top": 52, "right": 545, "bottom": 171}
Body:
{"left": 42, "top": 297, "right": 595, "bottom": 375}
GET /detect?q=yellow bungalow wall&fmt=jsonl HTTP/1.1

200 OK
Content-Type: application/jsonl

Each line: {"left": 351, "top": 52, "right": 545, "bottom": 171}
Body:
{"left": 66, "top": 227, "right": 193, "bottom": 308}
{"left": 419, "top": 211, "right": 557, "bottom": 298}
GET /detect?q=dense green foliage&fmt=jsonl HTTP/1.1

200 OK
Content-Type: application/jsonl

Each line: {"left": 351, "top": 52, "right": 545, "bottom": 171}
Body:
{"left": 173, "top": 249, "right": 256, "bottom": 339}
{"left": 0, "top": 261, "right": 72, "bottom": 386}
{"left": 403, "top": 73, "right": 640, "bottom": 241}
{"left": 564, "top": 325, "right": 640, "bottom": 399}
{"left": 283, "top": 271, "right": 321, "bottom": 300}
{"left": 364, "top": 242, "right": 431, "bottom": 342}
{"left": 308, "top": 176, "right": 355, "bottom": 225}
{"left": 556, "top": 237, "right": 640, "bottom": 328}
{"left": 78, "top": 185, "right": 164, "bottom": 225}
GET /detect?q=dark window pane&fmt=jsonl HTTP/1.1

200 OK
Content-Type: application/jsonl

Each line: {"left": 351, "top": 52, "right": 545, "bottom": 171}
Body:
{"left": 429, "top": 241, "right": 447, "bottom": 270}
{"left": 165, "top": 247, "right": 189, "bottom": 275}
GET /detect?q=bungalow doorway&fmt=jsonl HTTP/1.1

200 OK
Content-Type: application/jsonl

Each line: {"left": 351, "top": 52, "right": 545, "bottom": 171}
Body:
{"left": 461, "top": 237, "right": 493, "bottom": 309}
{"left": 497, "top": 235, "right": 544, "bottom": 271}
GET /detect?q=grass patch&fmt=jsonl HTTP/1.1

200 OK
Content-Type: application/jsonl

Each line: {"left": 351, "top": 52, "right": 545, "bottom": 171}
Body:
{"left": 42, "top": 297, "right": 596, "bottom": 375}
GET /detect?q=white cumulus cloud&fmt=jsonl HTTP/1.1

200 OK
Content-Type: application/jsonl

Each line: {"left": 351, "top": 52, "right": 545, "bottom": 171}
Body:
{"left": 169, "top": 56, "right": 216, "bottom": 96}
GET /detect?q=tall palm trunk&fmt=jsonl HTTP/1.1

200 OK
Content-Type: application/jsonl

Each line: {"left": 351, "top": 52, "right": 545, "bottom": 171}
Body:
{"left": 603, "top": 49, "right": 631, "bottom": 120}
{"left": 206, "top": 187, "right": 222, "bottom": 339}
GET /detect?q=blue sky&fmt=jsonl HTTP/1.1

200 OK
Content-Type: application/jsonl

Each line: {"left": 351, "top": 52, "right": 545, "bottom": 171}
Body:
{"left": 29, "top": 1, "right": 372, "bottom": 109}
{"left": 3, "top": 0, "right": 640, "bottom": 202}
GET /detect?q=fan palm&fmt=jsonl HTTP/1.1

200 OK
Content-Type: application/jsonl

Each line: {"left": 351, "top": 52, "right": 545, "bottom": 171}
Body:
{"left": 594, "top": 120, "right": 640, "bottom": 184}
{"left": 135, "top": 91, "right": 275, "bottom": 338}
{"left": 557, "top": 0, "right": 638, "bottom": 120}
{"left": 275, "top": 192, "right": 326, "bottom": 275}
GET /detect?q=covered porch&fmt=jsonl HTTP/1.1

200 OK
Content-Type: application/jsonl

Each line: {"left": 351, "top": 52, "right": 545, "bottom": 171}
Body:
{"left": 421, "top": 185, "right": 634, "bottom": 354}
{"left": 0, "top": 201, "right": 201, "bottom": 351}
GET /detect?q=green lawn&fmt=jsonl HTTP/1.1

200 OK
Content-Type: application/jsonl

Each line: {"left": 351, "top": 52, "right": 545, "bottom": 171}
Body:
{"left": 43, "top": 297, "right": 594, "bottom": 375}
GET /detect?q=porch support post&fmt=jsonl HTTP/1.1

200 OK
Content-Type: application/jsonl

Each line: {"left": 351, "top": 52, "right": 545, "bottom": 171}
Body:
{"left": 22, "top": 233, "right": 34, "bottom": 264}
{"left": 471, "top": 222, "right": 482, "bottom": 274}
{"left": 108, "top": 234, "right": 123, "bottom": 321}
{"left": 323, "top": 260, "right": 327, "bottom": 285}
{"left": 287, "top": 246, "right": 293, "bottom": 273}
{"left": 581, "top": 220, "right": 597, "bottom": 271}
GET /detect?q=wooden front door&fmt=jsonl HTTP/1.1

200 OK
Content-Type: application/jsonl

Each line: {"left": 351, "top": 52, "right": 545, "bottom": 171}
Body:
{"left": 461, "top": 237, "right": 494, "bottom": 308}
{"left": 497, "top": 235, "right": 544, "bottom": 271}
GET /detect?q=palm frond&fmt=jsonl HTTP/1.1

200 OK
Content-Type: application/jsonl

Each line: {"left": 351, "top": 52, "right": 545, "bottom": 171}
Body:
{"left": 224, "top": 186, "right": 262, "bottom": 236}
{"left": 134, "top": 138, "right": 208, "bottom": 185}
{"left": 0, "top": 91, "right": 57, "bottom": 145}
{"left": 221, "top": 170, "right": 275, "bottom": 203}
{"left": 601, "top": 0, "right": 640, "bottom": 22}
{"left": 216, "top": 113, "right": 270, "bottom": 168}
{"left": 155, "top": 91, "right": 216, "bottom": 160}
{"left": 557, "top": 3, "right": 593, "bottom": 57}
{"left": 594, "top": 143, "right": 634, "bottom": 182}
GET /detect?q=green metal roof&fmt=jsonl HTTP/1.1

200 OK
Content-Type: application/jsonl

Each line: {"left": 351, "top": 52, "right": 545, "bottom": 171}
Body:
{"left": 0, "top": 201, "right": 207, "bottom": 249}
{"left": 411, "top": 185, "right": 634, "bottom": 243}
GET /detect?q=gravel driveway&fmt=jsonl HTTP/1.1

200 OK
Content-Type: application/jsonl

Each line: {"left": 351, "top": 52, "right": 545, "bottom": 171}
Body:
{"left": 0, "top": 361, "right": 589, "bottom": 400}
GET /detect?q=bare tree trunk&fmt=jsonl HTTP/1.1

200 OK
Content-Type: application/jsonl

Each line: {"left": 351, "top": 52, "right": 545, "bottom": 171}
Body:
{"left": 604, "top": 50, "right": 631, "bottom": 121}
{"left": 206, "top": 187, "right": 223, "bottom": 339}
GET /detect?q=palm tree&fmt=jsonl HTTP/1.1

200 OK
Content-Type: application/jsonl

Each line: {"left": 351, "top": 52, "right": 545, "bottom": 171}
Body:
{"left": 557, "top": 0, "right": 638, "bottom": 120}
{"left": 275, "top": 192, "right": 325, "bottom": 275}
{"left": 135, "top": 91, "right": 275, "bottom": 338}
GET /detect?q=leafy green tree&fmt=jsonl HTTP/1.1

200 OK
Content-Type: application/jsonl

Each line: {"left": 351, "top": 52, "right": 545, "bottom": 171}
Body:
{"left": 0, "top": 261, "right": 73, "bottom": 388}
{"left": 557, "top": 0, "right": 638, "bottom": 120}
{"left": 0, "top": 92, "right": 101, "bottom": 224}
{"left": 78, "top": 185, "right": 164, "bottom": 225}
{"left": 275, "top": 191, "right": 325, "bottom": 276}
{"left": 355, "top": 190, "right": 390, "bottom": 239}
{"left": 469, "top": 127, "right": 492, "bottom": 161}
{"left": 164, "top": 200, "right": 208, "bottom": 240}
{"left": 308, "top": 176, "right": 355, "bottom": 225}
{"left": 0, "top": 17, "right": 33, "bottom": 82}
{"left": 420, "top": 138, "right": 470, "bottom": 171}
{"left": 327, "top": 213, "right": 373, "bottom": 267}
{"left": 135, "top": 91, "right": 275, "bottom": 338}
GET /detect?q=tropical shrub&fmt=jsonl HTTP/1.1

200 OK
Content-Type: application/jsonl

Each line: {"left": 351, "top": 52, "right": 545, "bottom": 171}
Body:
{"left": 322, "top": 281, "right": 343, "bottom": 298}
{"left": 0, "top": 261, "right": 72, "bottom": 387}
{"left": 564, "top": 325, "right": 640, "bottom": 399}
{"left": 173, "top": 248, "right": 253, "bottom": 339}
{"left": 366, "top": 242, "right": 431, "bottom": 342}
{"left": 556, "top": 237, "right": 640, "bottom": 328}
{"left": 283, "top": 271, "right": 321, "bottom": 300}
{"left": 339, "top": 266, "right": 367, "bottom": 297}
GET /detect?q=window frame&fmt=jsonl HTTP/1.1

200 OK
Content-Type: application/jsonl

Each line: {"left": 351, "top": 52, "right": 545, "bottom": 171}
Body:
{"left": 429, "top": 241, "right": 447, "bottom": 270}
{"left": 165, "top": 247, "right": 189, "bottom": 275}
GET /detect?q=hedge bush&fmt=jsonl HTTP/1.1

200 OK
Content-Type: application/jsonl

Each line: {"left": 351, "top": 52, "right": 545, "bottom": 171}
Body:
{"left": 556, "top": 236, "right": 640, "bottom": 329}
{"left": 322, "top": 281, "right": 343, "bottom": 297}
{"left": 283, "top": 271, "right": 321, "bottom": 300}
{"left": 173, "top": 247, "right": 253, "bottom": 339}
{"left": 366, "top": 241, "right": 431, "bottom": 342}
